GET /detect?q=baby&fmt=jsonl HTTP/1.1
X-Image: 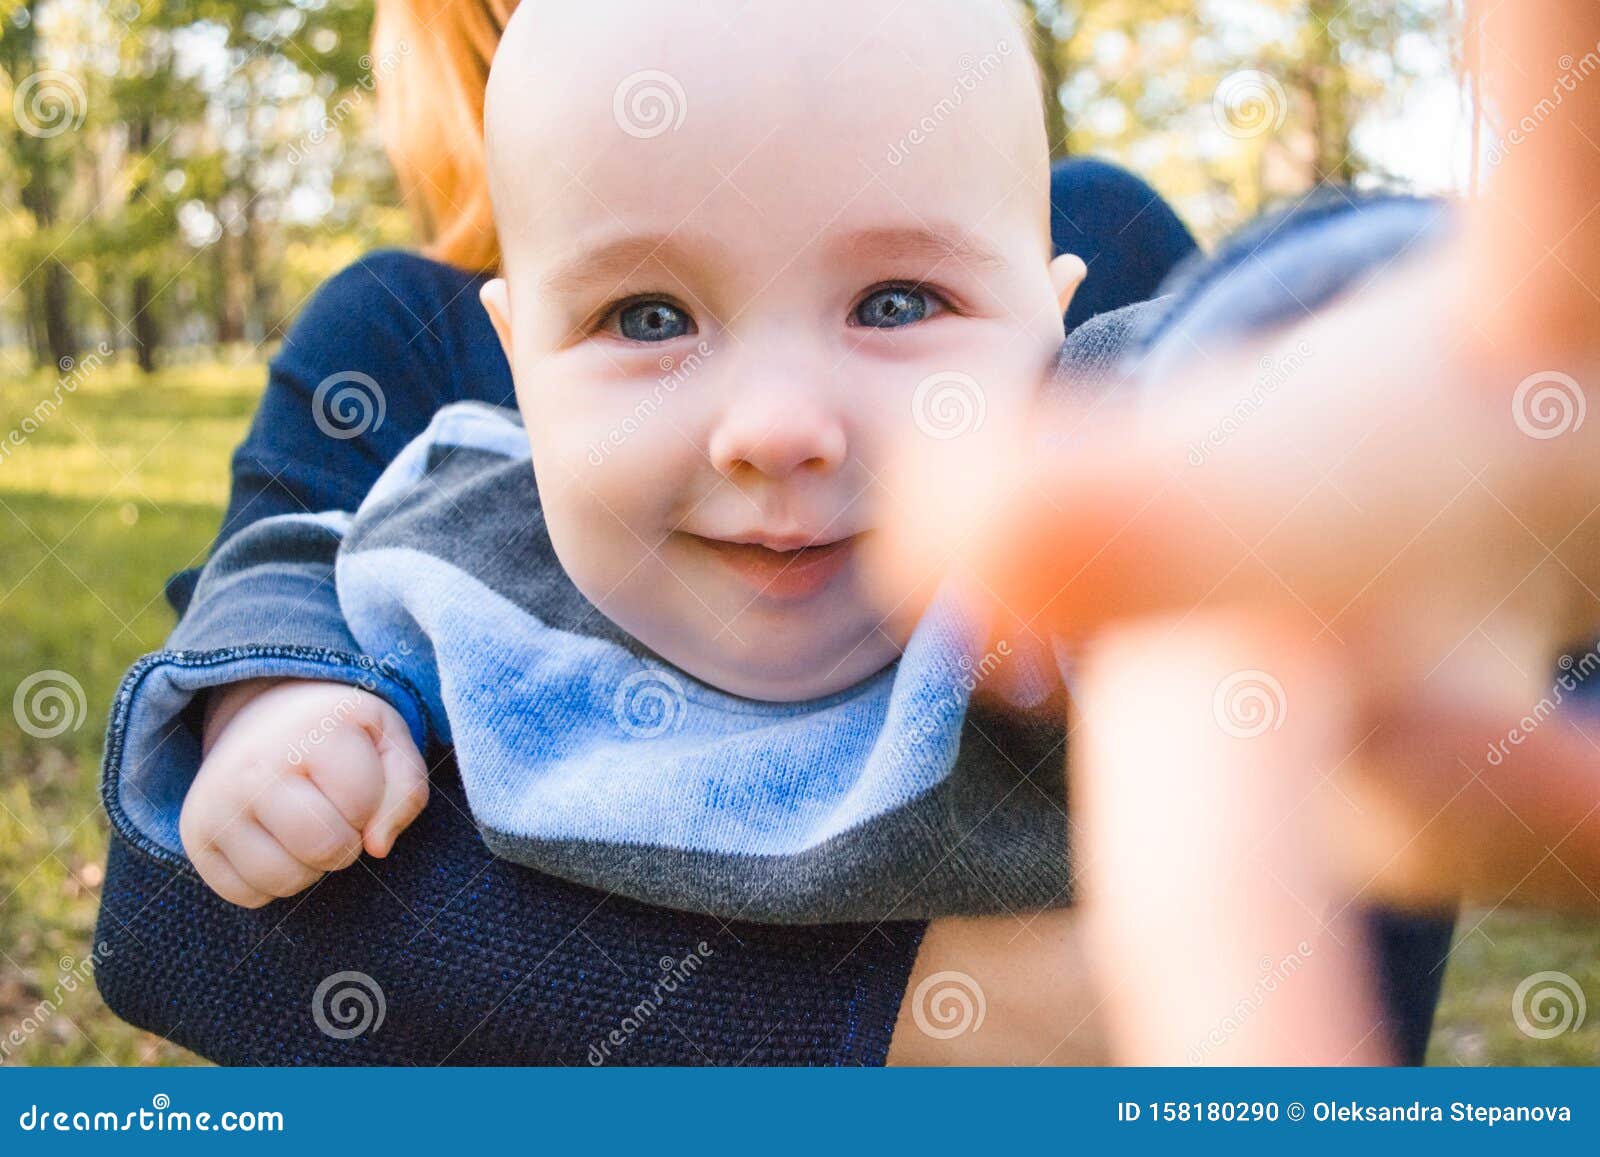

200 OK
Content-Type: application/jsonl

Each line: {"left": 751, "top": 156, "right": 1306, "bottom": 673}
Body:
{"left": 180, "top": 0, "right": 1090, "bottom": 918}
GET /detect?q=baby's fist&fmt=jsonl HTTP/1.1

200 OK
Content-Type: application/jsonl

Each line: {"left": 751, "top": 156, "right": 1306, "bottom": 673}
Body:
{"left": 179, "top": 678, "right": 429, "bottom": 908}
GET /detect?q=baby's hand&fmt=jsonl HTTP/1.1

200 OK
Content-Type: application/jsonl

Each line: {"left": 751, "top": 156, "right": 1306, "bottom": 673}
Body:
{"left": 179, "top": 677, "right": 429, "bottom": 908}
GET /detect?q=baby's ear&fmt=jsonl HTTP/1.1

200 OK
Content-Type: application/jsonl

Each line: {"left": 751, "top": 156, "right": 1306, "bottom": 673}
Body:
{"left": 479, "top": 278, "right": 514, "bottom": 365}
{"left": 1049, "top": 253, "right": 1088, "bottom": 317}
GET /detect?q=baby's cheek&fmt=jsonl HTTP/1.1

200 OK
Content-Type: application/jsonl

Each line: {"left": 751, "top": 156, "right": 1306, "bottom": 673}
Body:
{"left": 534, "top": 426, "right": 677, "bottom": 568}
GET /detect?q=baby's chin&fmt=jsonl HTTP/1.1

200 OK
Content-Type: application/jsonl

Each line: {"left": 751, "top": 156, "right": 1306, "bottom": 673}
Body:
{"left": 632, "top": 620, "right": 907, "bottom": 704}
{"left": 688, "top": 639, "right": 904, "bottom": 703}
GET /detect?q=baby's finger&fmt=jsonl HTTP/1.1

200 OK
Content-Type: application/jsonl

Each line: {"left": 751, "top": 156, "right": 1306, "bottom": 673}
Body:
{"left": 214, "top": 820, "right": 323, "bottom": 899}
{"left": 297, "top": 723, "right": 389, "bottom": 831}
{"left": 188, "top": 841, "right": 275, "bottom": 909}
{"left": 1073, "top": 611, "right": 1389, "bottom": 1064}
{"left": 360, "top": 708, "right": 430, "bottom": 858}
{"left": 253, "top": 776, "right": 365, "bottom": 873}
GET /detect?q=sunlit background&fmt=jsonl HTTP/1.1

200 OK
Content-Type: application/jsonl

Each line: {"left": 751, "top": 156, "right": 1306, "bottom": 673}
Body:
{"left": 1, "top": 0, "right": 1595, "bottom": 1066}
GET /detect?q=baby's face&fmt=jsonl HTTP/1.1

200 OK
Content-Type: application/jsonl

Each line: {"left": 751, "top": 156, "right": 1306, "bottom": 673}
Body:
{"left": 482, "top": 0, "right": 1079, "bottom": 701}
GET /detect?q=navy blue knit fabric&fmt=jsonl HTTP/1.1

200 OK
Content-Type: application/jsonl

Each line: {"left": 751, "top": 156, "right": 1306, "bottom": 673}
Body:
{"left": 1051, "top": 158, "right": 1199, "bottom": 333}
{"left": 96, "top": 757, "right": 919, "bottom": 1065}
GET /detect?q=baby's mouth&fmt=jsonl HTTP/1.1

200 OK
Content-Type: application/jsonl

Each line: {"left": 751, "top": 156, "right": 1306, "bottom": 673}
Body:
{"left": 689, "top": 532, "right": 864, "bottom": 601}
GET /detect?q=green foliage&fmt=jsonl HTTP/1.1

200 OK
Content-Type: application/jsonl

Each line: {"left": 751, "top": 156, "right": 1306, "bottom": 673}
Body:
{"left": 0, "top": 0, "right": 409, "bottom": 371}
{"left": 0, "top": 0, "right": 1471, "bottom": 365}
{"left": 1027, "top": 0, "right": 1460, "bottom": 238}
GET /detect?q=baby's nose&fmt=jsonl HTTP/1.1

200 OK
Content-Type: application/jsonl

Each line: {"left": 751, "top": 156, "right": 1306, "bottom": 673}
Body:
{"left": 708, "top": 395, "right": 848, "bottom": 479}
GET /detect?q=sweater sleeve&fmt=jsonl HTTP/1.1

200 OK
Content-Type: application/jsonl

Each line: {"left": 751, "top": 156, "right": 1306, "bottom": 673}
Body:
{"left": 102, "top": 508, "right": 433, "bottom": 863}
{"left": 1051, "top": 157, "right": 1199, "bottom": 332}
{"left": 102, "top": 250, "right": 477, "bottom": 865}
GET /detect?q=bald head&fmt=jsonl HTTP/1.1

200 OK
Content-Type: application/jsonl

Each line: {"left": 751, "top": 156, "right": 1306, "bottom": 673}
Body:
{"left": 483, "top": 0, "right": 1052, "bottom": 276}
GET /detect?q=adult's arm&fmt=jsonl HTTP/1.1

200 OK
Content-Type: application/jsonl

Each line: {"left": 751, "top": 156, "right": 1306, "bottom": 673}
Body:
{"left": 163, "top": 250, "right": 509, "bottom": 617}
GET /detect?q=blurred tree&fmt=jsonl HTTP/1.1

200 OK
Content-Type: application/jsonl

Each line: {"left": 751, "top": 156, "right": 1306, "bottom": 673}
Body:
{"left": 2, "top": 0, "right": 79, "bottom": 368}
{"left": 110, "top": 0, "right": 207, "bottom": 371}
{"left": 1032, "top": 0, "right": 1457, "bottom": 238}
{"left": 0, "top": 0, "right": 398, "bottom": 372}
{"left": 1025, "top": 2, "right": 1072, "bottom": 158}
{"left": 1, "top": 0, "right": 1465, "bottom": 370}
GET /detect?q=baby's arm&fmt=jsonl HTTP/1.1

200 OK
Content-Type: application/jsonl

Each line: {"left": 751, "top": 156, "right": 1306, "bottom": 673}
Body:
{"left": 180, "top": 676, "right": 428, "bottom": 908}
{"left": 140, "top": 494, "right": 436, "bottom": 909}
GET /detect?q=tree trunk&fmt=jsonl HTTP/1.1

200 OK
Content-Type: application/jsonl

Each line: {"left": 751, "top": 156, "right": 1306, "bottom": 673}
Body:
{"left": 131, "top": 278, "right": 158, "bottom": 373}
{"left": 238, "top": 178, "right": 268, "bottom": 344}
{"left": 1307, "top": 0, "right": 1356, "bottom": 185}
{"left": 6, "top": 1, "right": 78, "bottom": 370}
{"left": 127, "top": 116, "right": 162, "bottom": 372}
{"left": 211, "top": 227, "right": 243, "bottom": 345}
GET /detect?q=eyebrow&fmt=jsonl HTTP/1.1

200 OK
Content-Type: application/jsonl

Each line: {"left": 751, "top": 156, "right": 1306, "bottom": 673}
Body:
{"left": 540, "top": 233, "right": 723, "bottom": 298}
{"left": 831, "top": 225, "right": 1009, "bottom": 274}
{"left": 541, "top": 223, "right": 1009, "bottom": 299}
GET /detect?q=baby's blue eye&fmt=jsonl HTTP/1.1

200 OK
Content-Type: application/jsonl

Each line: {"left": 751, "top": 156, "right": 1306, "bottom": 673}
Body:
{"left": 855, "top": 286, "right": 931, "bottom": 329}
{"left": 617, "top": 300, "right": 693, "bottom": 342}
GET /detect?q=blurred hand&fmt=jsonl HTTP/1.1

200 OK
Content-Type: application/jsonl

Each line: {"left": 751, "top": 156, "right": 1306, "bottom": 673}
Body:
{"left": 866, "top": 0, "right": 1600, "bottom": 1064}
{"left": 869, "top": 0, "right": 1600, "bottom": 916}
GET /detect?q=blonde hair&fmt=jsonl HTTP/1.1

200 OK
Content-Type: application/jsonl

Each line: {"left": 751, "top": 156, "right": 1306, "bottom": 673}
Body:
{"left": 374, "top": 0, "right": 519, "bottom": 274}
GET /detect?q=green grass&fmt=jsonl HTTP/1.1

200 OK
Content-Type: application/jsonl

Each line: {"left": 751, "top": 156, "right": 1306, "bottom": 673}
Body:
{"left": 1427, "top": 910, "right": 1599, "bottom": 1065}
{"left": 0, "top": 356, "right": 1595, "bottom": 1066}
{"left": 0, "top": 357, "right": 262, "bottom": 1066}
